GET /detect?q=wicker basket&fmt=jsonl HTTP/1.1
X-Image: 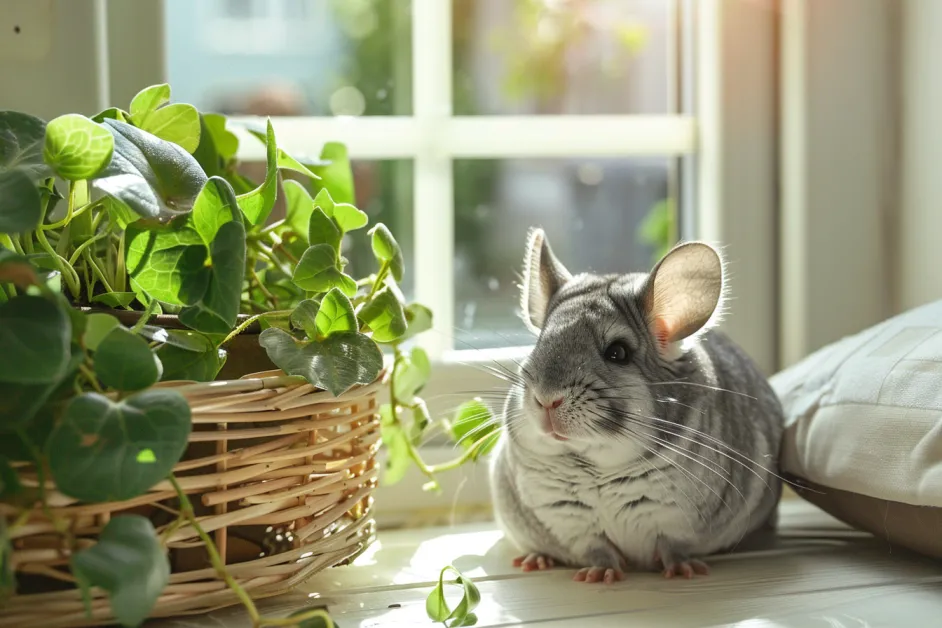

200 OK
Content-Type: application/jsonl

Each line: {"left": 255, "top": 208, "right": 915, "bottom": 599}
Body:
{"left": 1, "top": 369, "right": 383, "bottom": 628}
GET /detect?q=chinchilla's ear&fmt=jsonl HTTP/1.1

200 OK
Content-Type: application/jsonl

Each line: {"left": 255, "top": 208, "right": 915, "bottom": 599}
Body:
{"left": 520, "top": 228, "right": 571, "bottom": 333}
{"left": 643, "top": 241, "right": 724, "bottom": 356}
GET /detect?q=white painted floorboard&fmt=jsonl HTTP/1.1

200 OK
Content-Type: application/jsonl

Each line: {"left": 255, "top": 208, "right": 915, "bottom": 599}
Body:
{"left": 157, "top": 500, "right": 942, "bottom": 627}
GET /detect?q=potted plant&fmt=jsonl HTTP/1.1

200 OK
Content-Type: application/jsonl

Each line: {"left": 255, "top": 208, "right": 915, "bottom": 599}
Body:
{"left": 0, "top": 85, "right": 498, "bottom": 627}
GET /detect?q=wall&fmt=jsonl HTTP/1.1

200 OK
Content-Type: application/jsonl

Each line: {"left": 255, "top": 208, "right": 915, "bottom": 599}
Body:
{"left": 899, "top": 1, "right": 942, "bottom": 312}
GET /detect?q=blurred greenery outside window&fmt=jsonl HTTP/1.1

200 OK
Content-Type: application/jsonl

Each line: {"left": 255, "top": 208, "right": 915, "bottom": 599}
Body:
{"left": 165, "top": 0, "right": 681, "bottom": 351}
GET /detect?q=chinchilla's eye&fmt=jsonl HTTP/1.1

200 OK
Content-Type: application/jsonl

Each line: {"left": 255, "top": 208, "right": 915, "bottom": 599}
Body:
{"left": 604, "top": 341, "right": 631, "bottom": 364}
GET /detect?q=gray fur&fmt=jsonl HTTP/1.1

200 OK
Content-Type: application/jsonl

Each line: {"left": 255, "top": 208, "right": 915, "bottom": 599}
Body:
{"left": 490, "top": 233, "right": 784, "bottom": 574}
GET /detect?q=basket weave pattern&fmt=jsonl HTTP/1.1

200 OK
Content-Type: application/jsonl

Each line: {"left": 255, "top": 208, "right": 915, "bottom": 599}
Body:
{"left": 1, "top": 370, "right": 382, "bottom": 628}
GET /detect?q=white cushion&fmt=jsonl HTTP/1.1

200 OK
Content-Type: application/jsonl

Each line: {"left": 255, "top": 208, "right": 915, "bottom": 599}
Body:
{"left": 771, "top": 299, "right": 942, "bottom": 508}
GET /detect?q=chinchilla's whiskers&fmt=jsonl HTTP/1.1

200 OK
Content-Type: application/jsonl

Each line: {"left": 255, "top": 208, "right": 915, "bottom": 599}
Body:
{"left": 448, "top": 328, "right": 535, "bottom": 381}
{"left": 587, "top": 412, "right": 709, "bottom": 529}
{"left": 654, "top": 396, "right": 707, "bottom": 415}
{"left": 605, "top": 406, "right": 791, "bottom": 494}
{"left": 454, "top": 417, "right": 505, "bottom": 449}
{"left": 587, "top": 408, "right": 744, "bottom": 535}
{"left": 648, "top": 380, "right": 757, "bottom": 400}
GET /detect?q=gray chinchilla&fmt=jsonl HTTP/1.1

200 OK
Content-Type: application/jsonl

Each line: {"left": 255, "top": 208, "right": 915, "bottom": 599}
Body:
{"left": 489, "top": 229, "right": 784, "bottom": 583}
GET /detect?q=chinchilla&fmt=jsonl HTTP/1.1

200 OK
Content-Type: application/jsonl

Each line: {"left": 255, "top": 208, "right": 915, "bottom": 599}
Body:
{"left": 489, "top": 229, "right": 783, "bottom": 583}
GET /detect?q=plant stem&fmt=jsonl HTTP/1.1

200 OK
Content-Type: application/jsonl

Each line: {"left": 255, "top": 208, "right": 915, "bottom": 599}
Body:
{"left": 366, "top": 262, "right": 390, "bottom": 302}
{"left": 82, "top": 249, "right": 114, "bottom": 295}
{"left": 259, "top": 610, "right": 335, "bottom": 628}
{"left": 34, "top": 228, "right": 80, "bottom": 298}
{"left": 78, "top": 364, "right": 104, "bottom": 394}
{"left": 168, "top": 475, "right": 262, "bottom": 626}
{"left": 250, "top": 267, "right": 278, "bottom": 309}
{"left": 220, "top": 310, "right": 292, "bottom": 346}
{"left": 68, "top": 231, "right": 108, "bottom": 266}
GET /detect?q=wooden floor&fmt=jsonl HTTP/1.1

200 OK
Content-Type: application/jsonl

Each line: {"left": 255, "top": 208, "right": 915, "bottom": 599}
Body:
{"left": 158, "top": 499, "right": 942, "bottom": 627}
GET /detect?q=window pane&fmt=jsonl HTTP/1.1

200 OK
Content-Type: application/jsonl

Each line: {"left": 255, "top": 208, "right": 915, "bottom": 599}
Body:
{"left": 454, "top": 157, "right": 678, "bottom": 350}
{"left": 164, "top": 0, "right": 412, "bottom": 115}
{"left": 453, "top": 0, "right": 674, "bottom": 115}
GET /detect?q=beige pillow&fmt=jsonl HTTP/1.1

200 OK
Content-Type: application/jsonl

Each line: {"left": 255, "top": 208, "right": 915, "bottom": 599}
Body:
{"left": 771, "top": 300, "right": 942, "bottom": 559}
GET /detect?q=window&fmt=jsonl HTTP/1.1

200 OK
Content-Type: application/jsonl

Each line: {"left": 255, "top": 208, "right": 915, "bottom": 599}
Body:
{"left": 165, "top": 0, "right": 695, "bottom": 361}
{"left": 164, "top": 0, "right": 776, "bottom": 520}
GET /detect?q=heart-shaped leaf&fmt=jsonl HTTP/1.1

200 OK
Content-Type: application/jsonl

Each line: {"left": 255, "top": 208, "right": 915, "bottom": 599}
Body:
{"left": 129, "top": 84, "right": 171, "bottom": 121}
{"left": 311, "top": 188, "right": 367, "bottom": 234}
{"left": 284, "top": 179, "right": 314, "bottom": 241}
{"left": 46, "top": 389, "right": 192, "bottom": 502}
{"left": 192, "top": 176, "right": 241, "bottom": 247}
{"left": 156, "top": 329, "right": 224, "bottom": 382}
{"left": 125, "top": 221, "right": 209, "bottom": 306}
{"left": 0, "top": 110, "right": 51, "bottom": 181}
{"left": 43, "top": 114, "right": 114, "bottom": 180}
{"left": 359, "top": 287, "right": 407, "bottom": 343}
{"left": 310, "top": 142, "right": 355, "bottom": 205}
{"left": 290, "top": 298, "right": 321, "bottom": 339}
{"left": 308, "top": 206, "right": 341, "bottom": 252}
{"left": 292, "top": 243, "right": 357, "bottom": 296}
{"left": 90, "top": 291, "right": 137, "bottom": 309}
{"left": 179, "top": 220, "right": 246, "bottom": 334}
{"left": 91, "top": 108, "right": 130, "bottom": 124}
{"left": 94, "top": 326, "right": 162, "bottom": 391}
{"left": 449, "top": 398, "right": 498, "bottom": 459}
{"left": 369, "top": 223, "right": 404, "bottom": 282}
{"left": 94, "top": 119, "right": 207, "bottom": 220}
{"left": 315, "top": 288, "right": 356, "bottom": 337}
{"left": 204, "top": 113, "right": 238, "bottom": 161}
{"left": 259, "top": 328, "right": 382, "bottom": 397}
{"left": 236, "top": 119, "right": 278, "bottom": 225}
{"left": 84, "top": 312, "right": 121, "bottom": 351}
{"left": 136, "top": 103, "right": 201, "bottom": 154}
{"left": 0, "top": 295, "right": 71, "bottom": 384}
{"left": 393, "top": 347, "right": 431, "bottom": 401}
{"left": 401, "top": 303, "right": 433, "bottom": 341}
{"left": 71, "top": 515, "right": 170, "bottom": 628}
{"left": 0, "top": 168, "right": 42, "bottom": 234}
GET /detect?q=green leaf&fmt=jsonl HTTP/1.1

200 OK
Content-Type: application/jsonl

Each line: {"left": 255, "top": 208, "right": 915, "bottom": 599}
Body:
{"left": 94, "top": 119, "right": 207, "bottom": 220}
{"left": 91, "top": 291, "right": 137, "bottom": 308}
{"left": 47, "top": 389, "right": 192, "bottom": 502}
{"left": 426, "top": 567, "right": 481, "bottom": 627}
{"left": 155, "top": 329, "right": 224, "bottom": 382}
{"left": 0, "top": 168, "right": 42, "bottom": 234}
{"left": 288, "top": 609, "right": 340, "bottom": 628}
{"left": 129, "top": 84, "right": 171, "bottom": 121}
{"left": 0, "top": 110, "right": 51, "bottom": 181}
{"left": 0, "top": 295, "right": 70, "bottom": 384}
{"left": 70, "top": 515, "right": 170, "bottom": 628}
{"left": 178, "top": 220, "right": 246, "bottom": 335}
{"left": 204, "top": 113, "right": 238, "bottom": 161}
{"left": 259, "top": 328, "right": 383, "bottom": 397}
{"left": 311, "top": 188, "right": 367, "bottom": 233}
{"left": 315, "top": 288, "right": 356, "bottom": 337}
{"left": 359, "top": 287, "right": 407, "bottom": 343}
{"left": 379, "top": 404, "right": 410, "bottom": 486}
{"left": 310, "top": 142, "right": 355, "bottom": 205}
{"left": 0, "top": 342, "right": 81, "bottom": 434}
{"left": 284, "top": 179, "right": 314, "bottom": 241}
{"left": 94, "top": 326, "right": 162, "bottom": 391}
{"left": 292, "top": 243, "right": 357, "bottom": 296}
{"left": 290, "top": 298, "right": 321, "bottom": 339}
{"left": 246, "top": 125, "right": 322, "bottom": 180}
{"left": 84, "top": 312, "right": 121, "bottom": 351}
{"left": 401, "top": 303, "right": 433, "bottom": 341}
{"left": 137, "top": 103, "right": 201, "bottom": 154}
{"left": 332, "top": 202, "right": 368, "bottom": 233}
{"left": 369, "top": 223, "right": 404, "bottom": 282}
{"left": 42, "top": 114, "right": 114, "bottom": 180}
{"left": 308, "top": 207, "right": 341, "bottom": 252}
{"left": 125, "top": 221, "right": 209, "bottom": 306}
{"left": 102, "top": 196, "right": 139, "bottom": 230}
{"left": 192, "top": 176, "right": 240, "bottom": 246}
{"left": 236, "top": 119, "right": 278, "bottom": 225}
{"left": 393, "top": 347, "right": 431, "bottom": 401}
{"left": 91, "top": 107, "right": 129, "bottom": 124}
{"left": 449, "top": 398, "right": 498, "bottom": 459}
